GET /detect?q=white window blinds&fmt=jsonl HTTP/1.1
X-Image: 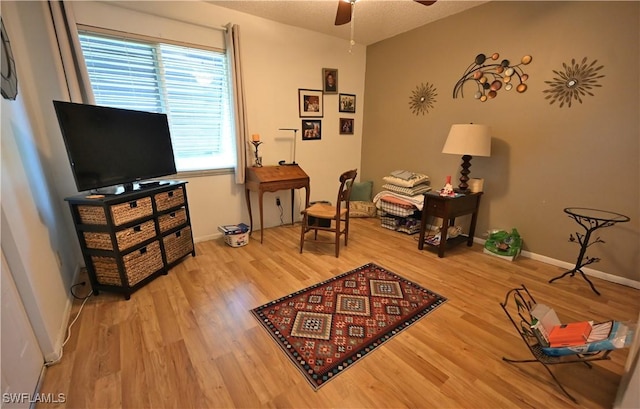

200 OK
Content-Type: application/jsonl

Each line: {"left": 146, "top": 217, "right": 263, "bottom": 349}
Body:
{"left": 78, "top": 32, "right": 235, "bottom": 172}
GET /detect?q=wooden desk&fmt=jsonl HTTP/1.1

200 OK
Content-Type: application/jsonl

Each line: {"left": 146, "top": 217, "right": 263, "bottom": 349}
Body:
{"left": 417, "top": 192, "right": 482, "bottom": 257}
{"left": 245, "top": 165, "right": 310, "bottom": 243}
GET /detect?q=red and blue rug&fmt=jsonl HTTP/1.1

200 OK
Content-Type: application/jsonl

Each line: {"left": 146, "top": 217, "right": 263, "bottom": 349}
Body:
{"left": 250, "top": 262, "right": 447, "bottom": 390}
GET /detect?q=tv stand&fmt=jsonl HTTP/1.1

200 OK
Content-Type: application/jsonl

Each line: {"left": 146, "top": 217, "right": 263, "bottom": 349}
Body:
{"left": 65, "top": 180, "right": 195, "bottom": 299}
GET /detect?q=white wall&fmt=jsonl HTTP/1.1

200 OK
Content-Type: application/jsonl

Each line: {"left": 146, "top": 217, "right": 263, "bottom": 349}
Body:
{"left": 1, "top": 1, "right": 75, "bottom": 361}
{"left": 72, "top": 1, "right": 367, "bottom": 240}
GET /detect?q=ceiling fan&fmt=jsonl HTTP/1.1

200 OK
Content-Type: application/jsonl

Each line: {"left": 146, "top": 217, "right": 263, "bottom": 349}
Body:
{"left": 335, "top": 0, "right": 437, "bottom": 25}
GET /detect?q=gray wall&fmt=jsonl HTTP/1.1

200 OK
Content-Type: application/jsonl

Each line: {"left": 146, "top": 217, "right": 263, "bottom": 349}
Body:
{"left": 362, "top": 1, "right": 639, "bottom": 282}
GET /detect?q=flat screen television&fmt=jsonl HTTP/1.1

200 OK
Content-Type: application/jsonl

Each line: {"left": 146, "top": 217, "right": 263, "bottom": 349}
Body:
{"left": 53, "top": 100, "right": 177, "bottom": 194}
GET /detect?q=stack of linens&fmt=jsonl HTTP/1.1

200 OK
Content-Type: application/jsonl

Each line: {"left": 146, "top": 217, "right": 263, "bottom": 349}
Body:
{"left": 374, "top": 170, "right": 431, "bottom": 234}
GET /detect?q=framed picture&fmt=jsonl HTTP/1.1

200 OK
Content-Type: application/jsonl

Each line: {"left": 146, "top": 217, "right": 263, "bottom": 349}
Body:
{"left": 301, "top": 120, "right": 322, "bottom": 140}
{"left": 339, "top": 118, "right": 354, "bottom": 135}
{"left": 299, "top": 89, "right": 323, "bottom": 118}
{"left": 322, "top": 68, "right": 338, "bottom": 94}
{"left": 339, "top": 93, "right": 356, "bottom": 113}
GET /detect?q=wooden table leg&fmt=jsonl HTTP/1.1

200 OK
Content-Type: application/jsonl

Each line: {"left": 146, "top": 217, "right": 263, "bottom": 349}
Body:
{"left": 258, "top": 190, "right": 264, "bottom": 243}
{"left": 468, "top": 211, "right": 479, "bottom": 247}
{"left": 290, "top": 189, "right": 295, "bottom": 225}
{"left": 245, "top": 188, "right": 253, "bottom": 236}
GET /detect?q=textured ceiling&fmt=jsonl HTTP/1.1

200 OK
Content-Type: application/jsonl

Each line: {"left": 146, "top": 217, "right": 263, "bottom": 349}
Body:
{"left": 207, "top": 0, "right": 488, "bottom": 46}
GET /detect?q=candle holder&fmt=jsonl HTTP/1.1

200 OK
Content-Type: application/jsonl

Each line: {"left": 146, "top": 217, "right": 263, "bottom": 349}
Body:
{"left": 250, "top": 140, "right": 263, "bottom": 167}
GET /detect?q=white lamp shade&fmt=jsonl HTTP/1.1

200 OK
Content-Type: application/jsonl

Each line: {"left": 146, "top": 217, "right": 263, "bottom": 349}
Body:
{"left": 442, "top": 124, "right": 492, "bottom": 157}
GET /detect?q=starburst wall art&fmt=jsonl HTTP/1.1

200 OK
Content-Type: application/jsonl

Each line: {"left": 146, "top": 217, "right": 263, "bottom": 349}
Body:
{"left": 409, "top": 82, "right": 437, "bottom": 115}
{"left": 542, "top": 57, "right": 605, "bottom": 108}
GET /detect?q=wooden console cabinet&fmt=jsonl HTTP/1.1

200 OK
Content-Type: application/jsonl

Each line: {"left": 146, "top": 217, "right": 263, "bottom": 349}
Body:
{"left": 65, "top": 181, "right": 196, "bottom": 299}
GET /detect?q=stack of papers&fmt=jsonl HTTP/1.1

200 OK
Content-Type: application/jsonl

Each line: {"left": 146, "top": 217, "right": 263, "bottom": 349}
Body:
{"left": 218, "top": 223, "right": 250, "bottom": 235}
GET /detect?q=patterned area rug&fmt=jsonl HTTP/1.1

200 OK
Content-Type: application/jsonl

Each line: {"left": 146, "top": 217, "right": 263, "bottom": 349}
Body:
{"left": 250, "top": 262, "right": 447, "bottom": 390}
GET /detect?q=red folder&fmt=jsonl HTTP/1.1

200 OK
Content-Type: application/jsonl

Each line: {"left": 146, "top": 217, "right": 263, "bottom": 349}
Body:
{"left": 548, "top": 321, "right": 592, "bottom": 347}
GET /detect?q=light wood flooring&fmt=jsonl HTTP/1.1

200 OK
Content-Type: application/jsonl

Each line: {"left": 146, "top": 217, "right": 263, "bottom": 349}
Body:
{"left": 38, "top": 217, "right": 639, "bottom": 408}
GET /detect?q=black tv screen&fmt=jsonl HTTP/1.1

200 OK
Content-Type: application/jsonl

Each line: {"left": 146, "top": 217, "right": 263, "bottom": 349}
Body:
{"left": 53, "top": 101, "right": 177, "bottom": 193}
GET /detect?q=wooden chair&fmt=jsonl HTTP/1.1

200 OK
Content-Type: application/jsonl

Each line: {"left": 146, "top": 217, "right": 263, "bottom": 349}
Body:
{"left": 299, "top": 169, "right": 357, "bottom": 257}
{"left": 500, "top": 284, "right": 613, "bottom": 403}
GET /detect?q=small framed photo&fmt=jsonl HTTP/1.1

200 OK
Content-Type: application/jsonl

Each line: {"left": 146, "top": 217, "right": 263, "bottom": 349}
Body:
{"left": 301, "top": 120, "right": 322, "bottom": 140}
{"left": 339, "top": 93, "right": 356, "bottom": 113}
{"left": 339, "top": 118, "right": 354, "bottom": 135}
{"left": 322, "top": 68, "right": 338, "bottom": 94}
{"left": 299, "top": 89, "right": 323, "bottom": 118}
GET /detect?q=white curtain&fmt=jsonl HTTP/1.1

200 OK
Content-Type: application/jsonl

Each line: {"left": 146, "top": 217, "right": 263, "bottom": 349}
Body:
{"left": 47, "top": 0, "right": 94, "bottom": 104}
{"left": 225, "top": 23, "right": 248, "bottom": 184}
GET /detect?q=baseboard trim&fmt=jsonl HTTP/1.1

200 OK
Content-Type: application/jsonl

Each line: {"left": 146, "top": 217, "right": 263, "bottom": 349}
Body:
{"left": 473, "top": 237, "right": 640, "bottom": 290}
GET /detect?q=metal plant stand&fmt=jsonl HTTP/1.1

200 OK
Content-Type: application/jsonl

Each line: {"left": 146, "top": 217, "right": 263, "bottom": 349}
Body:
{"left": 549, "top": 207, "right": 630, "bottom": 295}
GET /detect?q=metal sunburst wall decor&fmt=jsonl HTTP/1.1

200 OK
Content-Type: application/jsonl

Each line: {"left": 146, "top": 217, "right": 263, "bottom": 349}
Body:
{"left": 542, "top": 57, "right": 605, "bottom": 108}
{"left": 453, "top": 52, "right": 532, "bottom": 102}
{"left": 409, "top": 82, "right": 437, "bottom": 115}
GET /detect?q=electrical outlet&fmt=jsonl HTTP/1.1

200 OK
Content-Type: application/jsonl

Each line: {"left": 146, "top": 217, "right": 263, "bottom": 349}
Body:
{"left": 276, "top": 197, "right": 281, "bottom": 206}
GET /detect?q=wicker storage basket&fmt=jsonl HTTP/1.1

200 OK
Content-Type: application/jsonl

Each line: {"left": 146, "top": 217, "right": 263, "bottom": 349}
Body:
{"left": 78, "top": 197, "right": 153, "bottom": 226}
{"left": 91, "top": 240, "right": 163, "bottom": 287}
{"left": 154, "top": 187, "right": 185, "bottom": 212}
{"left": 158, "top": 207, "right": 187, "bottom": 233}
{"left": 163, "top": 226, "right": 193, "bottom": 264}
{"left": 83, "top": 220, "right": 156, "bottom": 251}
{"left": 78, "top": 205, "right": 107, "bottom": 225}
{"left": 110, "top": 197, "right": 153, "bottom": 226}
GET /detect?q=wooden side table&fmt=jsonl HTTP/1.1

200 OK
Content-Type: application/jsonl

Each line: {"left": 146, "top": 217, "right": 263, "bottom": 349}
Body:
{"left": 417, "top": 192, "right": 483, "bottom": 257}
{"left": 245, "top": 165, "right": 310, "bottom": 243}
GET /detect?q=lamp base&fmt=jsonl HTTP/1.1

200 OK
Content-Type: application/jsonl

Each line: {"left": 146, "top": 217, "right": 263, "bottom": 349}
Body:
{"left": 458, "top": 154, "right": 472, "bottom": 191}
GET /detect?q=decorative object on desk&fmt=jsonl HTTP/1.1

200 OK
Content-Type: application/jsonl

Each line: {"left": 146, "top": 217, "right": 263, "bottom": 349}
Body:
{"left": 322, "top": 68, "right": 338, "bottom": 93}
{"left": 409, "top": 82, "right": 437, "bottom": 115}
{"left": 338, "top": 93, "right": 356, "bottom": 113}
{"left": 439, "top": 175, "right": 455, "bottom": 197}
{"left": 301, "top": 120, "right": 321, "bottom": 140}
{"left": 250, "top": 134, "right": 263, "bottom": 167}
{"left": 278, "top": 128, "right": 299, "bottom": 165}
{"left": 543, "top": 57, "right": 605, "bottom": 108}
{"left": 250, "top": 262, "right": 447, "bottom": 390}
{"left": 453, "top": 52, "right": 532, "bottom": 102}
{"left": 339, "top": 117, "right": 354, "bottom": 135}
{"left": 442, "top": 123, "right": 492, "bottom": 192}
{"left": 298, "top": 88, "right": 323, "bottom": 118}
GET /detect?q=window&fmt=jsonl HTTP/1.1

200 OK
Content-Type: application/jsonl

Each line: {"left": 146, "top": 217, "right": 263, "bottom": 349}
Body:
{"left": 78, "top": 31, "right": 235, "bottom": 172}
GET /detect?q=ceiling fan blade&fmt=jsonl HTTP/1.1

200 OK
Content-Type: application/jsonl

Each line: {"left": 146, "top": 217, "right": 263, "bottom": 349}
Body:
{"left": 415, "top": 0, "right": 437, "bottom": 5}
{"left": 335, "top": 1, "right": 352, "bottom": 26}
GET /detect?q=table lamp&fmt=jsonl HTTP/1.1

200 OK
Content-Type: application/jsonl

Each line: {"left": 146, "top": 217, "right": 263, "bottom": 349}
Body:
{"left": 442, "top": 124, "right": 492, "bottom": 192}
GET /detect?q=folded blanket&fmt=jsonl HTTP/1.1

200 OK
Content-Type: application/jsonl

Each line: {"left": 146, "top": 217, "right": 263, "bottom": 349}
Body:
{"left": 373, "top": 191, "right": 425, "bottom": 211}
{"left": 378, "top": 201, "right": 416, "bottom": 217}
{"left": 382, "top": 183, "right": 431, "bottom": 197}
{"left": 382, "top": 173, "right": 429, "bottom": 188}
